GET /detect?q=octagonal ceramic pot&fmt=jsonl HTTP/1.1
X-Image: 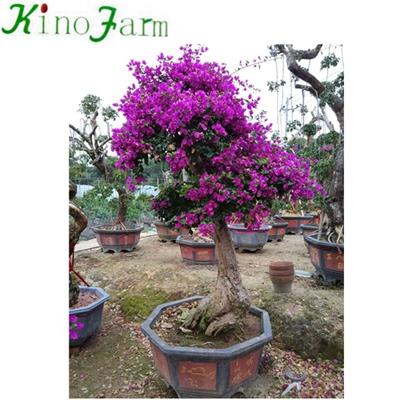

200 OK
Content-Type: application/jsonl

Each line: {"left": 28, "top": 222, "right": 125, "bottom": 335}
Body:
{"left": 141, "top": 296, "right": 273, "bottom": 398}
{"left": 304, "top": 233, "right": 344, "bottom": 283}
{"left": 154, "top": 221, "right": 190, "bottom": 242}
{"left": 274, "top": 214, "right": 314, "bottom": 234}
{"left": 228, "top": 223, "right": 272, "bottom": 252}
{"left": 69, "top": 286, "right": 110, "bottom": 347}
{"left": 176, "top": 235, "right": 217, "bottom": 264}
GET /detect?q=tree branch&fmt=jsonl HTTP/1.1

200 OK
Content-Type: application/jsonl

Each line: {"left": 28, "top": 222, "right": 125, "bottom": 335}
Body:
{"left": 277, "top": 44, "right": 344, "bottom": 133}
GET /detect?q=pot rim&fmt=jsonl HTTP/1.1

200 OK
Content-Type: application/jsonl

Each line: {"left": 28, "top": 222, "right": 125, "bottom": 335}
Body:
{"left": 176, "top": 234, "right": 215, "bottom": 246}
{"left": 304, "top": 232, "right": 344, "bottom": 250}
{"left": 228, "top": 223, "right": 272, "bottom": 232}
{"left": 275, "top": 214, "right": 314, "bottom": 220}
{"left": 69, "top": 286, "right": 110, "bottom": 315}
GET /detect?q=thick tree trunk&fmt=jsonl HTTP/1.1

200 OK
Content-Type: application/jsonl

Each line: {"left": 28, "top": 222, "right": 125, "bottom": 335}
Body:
{"left": 115, "top": 189, "right": 128, "bottom": 225}
{"left": 183, "top": 218, "right": 251, "bottom": 336}
{"left": 69, "top": 181, "right": 88, "bottom": 307}
{"left": 324, "top": 145, "right": 344, "bottom": 242}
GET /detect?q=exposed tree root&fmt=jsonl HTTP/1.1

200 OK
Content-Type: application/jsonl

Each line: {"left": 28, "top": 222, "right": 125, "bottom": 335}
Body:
{"left": 182, "top": 277, "right": 251, "bottom": 336}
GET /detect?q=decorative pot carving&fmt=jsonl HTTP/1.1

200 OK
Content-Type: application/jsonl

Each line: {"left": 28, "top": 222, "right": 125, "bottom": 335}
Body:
{"left": 304, "top": 233, "right": 344, "bottom": 283}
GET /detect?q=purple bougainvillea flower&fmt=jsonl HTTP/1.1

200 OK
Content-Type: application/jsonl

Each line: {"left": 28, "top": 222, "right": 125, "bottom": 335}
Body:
{"left": 69, "top": 329, "right": 78, "bottom": 340}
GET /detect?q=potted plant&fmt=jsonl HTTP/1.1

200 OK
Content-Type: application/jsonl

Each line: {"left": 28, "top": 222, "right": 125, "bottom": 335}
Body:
{"left": 111, "top": 45, "right": 321, "bottom": 397}
{"left": 69, "top": 94, "right": 144, "bottom": 253}
{"left": 69, "top": 181, "right": 110, "bottom": 349}
{"left": 228, "top": 220, "right": 272, "bottom": 252}
{"left": 176, "top": 230, "right": 217, "bottom": 264}
{"left": 154, "top": 219, "right": 190, "bottom": 242}
{"left": 274, "top": 198, "right": 316, "bottom": 234}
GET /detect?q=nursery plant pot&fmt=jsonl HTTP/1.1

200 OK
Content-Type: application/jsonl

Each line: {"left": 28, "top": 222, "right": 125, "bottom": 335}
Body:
{"left": 308, "top": 214, "right": 321, "bottom": 225}
{"left": 141, "top": 296, "right": 273, "bottom": 398}
{"left": 275, "top": 214, "right": 314, "bottom": 234}
{"left": 304, "top": 233, "right": 344, "bottom": 283}
{"left": 154, "top": 221, "right": 190, "bottom": 242}
{"left": 268, "top": 261, "right": 295, "bottom": 293}
{"left": 228, "top": 223, "right": 272, "bottom": 252}
{"left": 176, "top": 235, "right": 217, "bottom": 264}
{"left": 267, "top": 221, "right": 289, "bottom": 242}
{"left": 91, "top": 224, "right": 144, "bottom": 253}
{"left": 300, "top": 224, "right": 319, "bottom": 237}
{"left": 69, "top": 286, "right": 110, "bottom": 347}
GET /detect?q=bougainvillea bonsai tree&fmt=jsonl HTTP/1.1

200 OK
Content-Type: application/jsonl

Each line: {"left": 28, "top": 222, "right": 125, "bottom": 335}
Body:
{"left": 111, "top": 45, "right": 322, "bottom": 335}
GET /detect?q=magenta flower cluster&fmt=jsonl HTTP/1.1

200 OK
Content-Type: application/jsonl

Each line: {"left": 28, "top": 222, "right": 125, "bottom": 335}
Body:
{"left": 111, "top": 45, "right": 320, "bottom": 233}
{"left": 69, "top": 315, "right": 84, "bottom": 340}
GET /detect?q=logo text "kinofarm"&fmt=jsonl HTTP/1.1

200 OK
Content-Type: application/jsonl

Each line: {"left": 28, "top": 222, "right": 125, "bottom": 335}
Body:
{"left": 1, "top": 4, "right": 169, "bottom": 42}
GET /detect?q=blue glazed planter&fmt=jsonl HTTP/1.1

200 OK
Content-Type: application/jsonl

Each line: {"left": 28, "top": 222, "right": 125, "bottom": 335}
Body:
{"left": 69, "top": 286, "right": 110, "bottom": 347}
{"left": 228, "top": 223, "right": 272, "bottom": 252}
{"left": 141, "top": 296, "right": 273, "bottom": 398}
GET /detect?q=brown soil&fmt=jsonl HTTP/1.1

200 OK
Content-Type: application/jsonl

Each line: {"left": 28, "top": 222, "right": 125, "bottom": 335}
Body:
{"left": 69, "top": 232, "right": 344, "bottom": 398}
{"left": 70, "top": 291, "right": 100, "bottom": 309}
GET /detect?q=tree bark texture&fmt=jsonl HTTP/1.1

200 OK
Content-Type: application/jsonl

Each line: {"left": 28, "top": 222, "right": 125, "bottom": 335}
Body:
{"left": 183, "top": 217, "right": 251, "bottom": 336}
{"left": 69, "top": 180, "right": 88, "bottom": 307}
{"left": 324, "top": 146, "right": 344, "bottom": 237}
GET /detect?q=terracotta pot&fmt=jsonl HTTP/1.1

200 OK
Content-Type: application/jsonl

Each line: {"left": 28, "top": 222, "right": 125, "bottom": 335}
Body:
{"left": 141, "top": 296, "right": 273, "bottom": 398}
{"left": 304, "top": 233, "right": 344, "bottom": 283}
{"left": 176, "top": 235, "right": 217, "bottom": 264}
{"left": 268, "top": 261, "right": 295, "bottom": 293}
{"left": 91, "top": 224, "right": 143, "bottom": 253}
{"left": 154, "top": 221, "right": 190, "bottom": 242}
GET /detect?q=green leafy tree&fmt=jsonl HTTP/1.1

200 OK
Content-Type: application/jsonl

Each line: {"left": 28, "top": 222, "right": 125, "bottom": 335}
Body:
{"left": 69, "top": 94, "right": 133, "bottom": 228}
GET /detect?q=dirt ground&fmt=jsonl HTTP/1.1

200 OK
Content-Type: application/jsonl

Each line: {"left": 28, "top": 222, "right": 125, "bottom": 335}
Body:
{"left": 69, "top": 231, "right": 344, "bottom": 398}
